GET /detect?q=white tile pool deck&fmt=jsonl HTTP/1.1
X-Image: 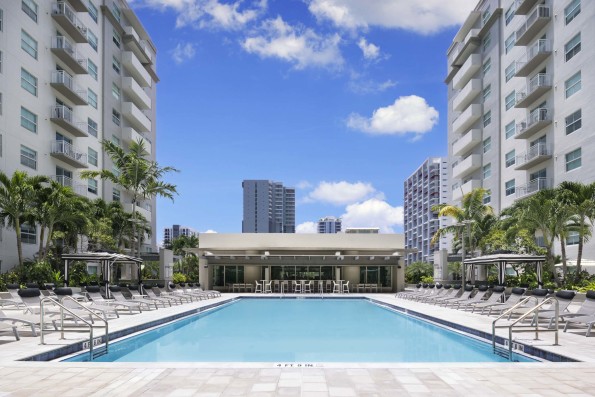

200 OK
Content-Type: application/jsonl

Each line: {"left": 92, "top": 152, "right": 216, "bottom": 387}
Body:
{"left": 1, "top": 293, "right": 595, "bottom": 396}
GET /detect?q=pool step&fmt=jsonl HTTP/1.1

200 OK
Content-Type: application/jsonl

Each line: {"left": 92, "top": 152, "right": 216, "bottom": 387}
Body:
{"left": 91, "top": 344, "right": 108, "bottom": 360}
{"left": 493, "top": 345, "right": 511, "bottom": 361}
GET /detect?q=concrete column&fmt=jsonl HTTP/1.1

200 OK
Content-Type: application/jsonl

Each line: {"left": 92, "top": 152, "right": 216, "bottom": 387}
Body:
{"left": 198, "top": 257, "right": 209, "bottom": 289}
{"left": 159, "top": 249, "right": 174, "bottom": 282}
{"left": 395, "top": 260, "right": 405, "bottom": 292}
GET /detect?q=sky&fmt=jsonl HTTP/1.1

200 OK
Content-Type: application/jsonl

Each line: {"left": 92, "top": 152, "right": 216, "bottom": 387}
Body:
{"left": 128, "top": 0, "right": 477, "bottom": 241}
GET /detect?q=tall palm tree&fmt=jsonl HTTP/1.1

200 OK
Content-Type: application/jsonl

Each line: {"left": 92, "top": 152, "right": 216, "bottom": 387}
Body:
{"left": 81, "top": 138, "right": 178, "bottom": 257}
{"left": 0, "top": 171, "right": 49, "bottom": 267}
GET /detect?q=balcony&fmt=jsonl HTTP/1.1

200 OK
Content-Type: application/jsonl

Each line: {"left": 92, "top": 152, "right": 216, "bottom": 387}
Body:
{"left": 51, "top": 36, "right": 88, "bottom": 74}
{"left": 515, "top": 143, "right": 552, "bottom": 170}
{"left": 515, "top": 39, "right": 551, "bottom": 77}
{"left": 452, "top": 129, "right": 482, "bottom": 157}
{"left": 122, "top": 127, "right": 152, "bottom": 154}
{"left": 122, "top": 51, "right": 151, "bottom": 88}
{"left": 453, "top": 79, "right": 482, "bottom": 112}
{"left": 123, "top": 26, "right": 152, "bottom": 64}
{"left": 515, "top": 108, "right": 551, "bottom": 139}
{"left": 453, "top": 54, "right": 481, "bottom": 89}
{"left": 65, "top": 0, "right": 88, "bottom": 12}
{"left": 452, "top": 179, "right": 481, "bottom": 202}
{"left": 50, "top": 105, "right": 88, "bottom": 137}
{"left": 514, "top": 0, "right": 539, "bottom": 15}
{"left": 515, "top": 73, "right": 552, "bottom": 108}
{"left": 50, "top": 70, "right": 87, "bottom": 105}
{"left": 125, "top": 202, "right": 152, "bottom": 220}
{"left": 452, "top": 104, "right": 482, "bottom": 135}
{"left": 53, "top": 175, "right": 87, "bottom": 197}
{"left": 515, "top": 5, "right": 551, "bottom": 46}
{"left": 452, "top": 154, "right": 482, "bottom": 180}
{"left": 50, "top": 140, "right": 88, "bottom": 168}
{"left": 122, "top": 77, "right": 151, "bottom": 110}
{"left": 516, "top": 178, "right": 552, "bottom": 200}
{"left": 122, "top": 102, "right": 151, "bottom": 132}
{"left": 51, "top": 2, "right": 88, "bottom": 43}
{"left": 449, "top": 29, "right": 481, "bottom": 67}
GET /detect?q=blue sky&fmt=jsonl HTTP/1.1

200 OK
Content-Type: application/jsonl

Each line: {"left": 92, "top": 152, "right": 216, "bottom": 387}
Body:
{"left": 129, "top": 0, "right": 475, "bottom": 241}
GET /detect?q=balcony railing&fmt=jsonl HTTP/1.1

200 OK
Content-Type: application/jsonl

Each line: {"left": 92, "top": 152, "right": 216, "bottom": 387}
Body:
{"left": 515, "top": 39, "right": 551, "bottom": 77}
{"left": 515, "top": 143, "right": 552, "bottom": 170}
{"left": 53, "top": 175, "right": 87, "bottom": 196}
{"left": 516, "top": 5, "right": 551, "bottom": 46}
{"left": 50, "top": 140, "right": 88, "bottom": 167}
{"left": 51, "top": 36, "right": 87, "bottom": 74}
{"left": 50, "top": 70, "right": 87, "bottom": 105}
{"left": 515, "top": 108, "right": 550, "bottom": 139}
{"left": 51, "top": 2, "right": 88, "bottom": 43}
{"left": 516, "top": 178, "right": 552, "bottom": 199}
{"left": 515, "top": 73, "right": 551, "bottom": 108}
{"left": 50, "top": 105, "right": 87, "bottom": 137}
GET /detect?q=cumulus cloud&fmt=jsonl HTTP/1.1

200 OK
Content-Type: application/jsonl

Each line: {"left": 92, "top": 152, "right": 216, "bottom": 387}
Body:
{"left": 305, "top": 181, "right": 381, "bottom": 206}
{"left": 202, "top": 229, "right": 218, "bottom": 233}
{"left": 347, "top": 78, "right": 396, "bottom": 94}
{"left": 171, "top": 42, "right": 196, "bottom": 64}
{"left": 242, "top": 16, "right": 343, "bottom": 70}
{"left": 341, "top": 198, "right": 403, "bottom": 233}
{"left": 296, "top": 180, "right": 313, "bottom": 190}
{"left": 347, "top": 95, "right": 438, "bottom": 138}
{"left": 308, "top": 0, "right": 473, "bottom": 35}
{"left": 357, "top": 38, "right": 380, "bottom": 60}
{"left": 296, "top": 222, "right": 317, "bottom": 233}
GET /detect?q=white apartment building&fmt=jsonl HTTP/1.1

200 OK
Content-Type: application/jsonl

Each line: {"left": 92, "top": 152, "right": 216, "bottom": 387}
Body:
{"left": 446, "top": 0, "right": 594, "bottom": 260}
{"left": 163, "top": 224, "right": 199, "bottom": 245}
{"left": 0, "top": 0, "right": 159, "bottom": 271}
{"left": 404, "top": 157, "right": 450, "bottom": 266}
{"left": 317, "top": 216, "right": 342, "bottom": 234}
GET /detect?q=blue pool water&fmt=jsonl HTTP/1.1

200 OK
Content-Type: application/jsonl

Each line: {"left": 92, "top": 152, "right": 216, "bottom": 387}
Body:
{"left": 65, "top": 299, "right": 534, "bottom": 362}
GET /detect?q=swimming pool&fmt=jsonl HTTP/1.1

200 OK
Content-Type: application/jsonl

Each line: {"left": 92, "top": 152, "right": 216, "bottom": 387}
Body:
{"left": 65, "top": 298, "right": 535, "bottom": 362}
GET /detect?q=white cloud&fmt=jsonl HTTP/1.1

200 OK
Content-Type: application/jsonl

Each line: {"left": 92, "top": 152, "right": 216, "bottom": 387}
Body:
{"left": 347, "top": 95, "right": 438, "bottom": 138}
{"left": 341, "top": 199, "right": 403, "bottom": 233}
{"left": 347, "top": 78, "right": 396, "bottom": 94}
{"left": 296, "top": 180, "right": 313, "bottom": 190}
{"left": 357, "top": 38, "right": 380, "bottom": 60}
{"left": 306, "top": 181, "right": 380, "bottom": 206}
{"left": 242, "top": 16, "right": 343, "bottom": 70}
{"left": 202, "top": 229, "right": 218, "bottom": 233}
{"left": 296, "top": 222, "right": 317, "bottom": 233}
{"left": 171, "top": 42, "right": 196, "bottom": 64}
{"left": 308, "top": 0, "right": 473, "bottom": 35}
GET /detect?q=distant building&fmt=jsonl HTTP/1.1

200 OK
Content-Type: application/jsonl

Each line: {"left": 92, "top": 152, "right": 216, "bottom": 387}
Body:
{"left": 344, "top": 228, "right": 380, "bottom": 234}
{"left": 242, "top": 180, "right": 295, "bottom": 233}
{"left": 317, "top": 217, "right": 342, "bottom": 234}
{"left": 163, "top": 225, "right": 198, "bottom": 245}
{"left": 403, "top": 157, "right": 449, "bottom": 265}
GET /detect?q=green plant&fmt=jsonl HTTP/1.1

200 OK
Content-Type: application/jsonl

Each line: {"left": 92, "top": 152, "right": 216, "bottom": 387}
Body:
{"left": 141, "top": 261, "right": 160, "bottom": 279}
{"left": 67, "top": 261, "right": 89, "bottom": 286}
{"left": 172, "top": 272, "right": 187, "bottom": 284}
{"left": 405, "top": 262, "right": 434, "bottom": 284}
{"left": 420, "top": 275, "right": 434, "bottom": 284}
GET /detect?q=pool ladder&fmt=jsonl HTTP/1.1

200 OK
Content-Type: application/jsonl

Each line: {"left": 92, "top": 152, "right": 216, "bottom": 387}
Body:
{"left": 491, "top": 296, "right": 559, "bottom": 360}
{"left": 40, "top": 296, "right": 109, "bottom": 360}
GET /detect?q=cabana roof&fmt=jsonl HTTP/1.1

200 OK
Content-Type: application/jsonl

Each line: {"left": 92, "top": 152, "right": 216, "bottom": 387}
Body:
{"left": 61, "top": 252, "right": 142, "bottom": 264}
{"left": 464, "top": 253, "right": 546, "bottom": 265}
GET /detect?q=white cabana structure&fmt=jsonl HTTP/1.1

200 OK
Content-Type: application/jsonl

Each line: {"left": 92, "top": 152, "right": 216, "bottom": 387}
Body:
{"left": 463, "top": 253, "right": 546, "bottom": 287}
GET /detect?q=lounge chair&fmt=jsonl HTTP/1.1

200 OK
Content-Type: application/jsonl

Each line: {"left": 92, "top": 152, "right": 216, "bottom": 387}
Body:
{"left": 431, "top": 285, "right": 462, "bottom": 304}
{"left": 564, "top": 313, "right": 595, "bottom": 336}
{"left": 109, "top": 286, "right": 154, "bottom": 310}
{"left": 0, "top": 321, "right": 20, "bottom": 341}
{"left": 417, "top": 284, "right": 444, "bottom": 302}
{"left": 425, "top": 285, "right": 455, "bottom": 303}
{"left": 396, "top": 283, "right": 423, "bottom": 298}
{"left": 146, "top": 286, "right": 183, "bottom": 305}
{"left": 505, "top": 288, "right": 550, "bottom": 319}
{"left": 405, "top": 284, "right": 435, "bottom": 300}
{"left": 467, "top": 286, "right": 506, "bottom": 312}
{"left": 483, "top": 288, "right": 527, "bottom": 315}
{"left": 0, "top": 284, "right": 26, "bottom": 309}
{"left": 53, "top": 287, "right": 119, "bottom": 320}
{"left": 188, "top": 283, "right": 221, "bottom": 298}
{"left": 124, "top": 286, "right": 170, "bottom": 308}
{"left": 450, "top": 285, "right": 490, "bottom": 309}
{"left": 85, "top": 286, "right": 142, "bottom": 314}
{"left": 177, "top": 284, "right": 210, "bottom": 300}
{"left": 530, "top": 290, "right": 578, "bottom": 328}
{"left": 17, "top": 288, "right": 96, "bottom": 325}
{"left": 438, "top": 285, "right": 474, "bottom": 306}
{"left": 154, "top": 285, "right": 192, "bottom": 303}
{"left": 0, "top": 309, "right": 58, "bottom": 336}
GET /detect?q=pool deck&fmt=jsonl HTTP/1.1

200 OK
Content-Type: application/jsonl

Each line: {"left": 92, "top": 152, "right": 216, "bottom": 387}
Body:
{"left": 1, "top": 293, "right": 595, "bottom": 396}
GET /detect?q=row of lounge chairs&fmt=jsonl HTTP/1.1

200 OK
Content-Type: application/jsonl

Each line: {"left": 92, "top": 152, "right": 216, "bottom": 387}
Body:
{"left": 396, "top": 284, "right": 595, "bottom": 336}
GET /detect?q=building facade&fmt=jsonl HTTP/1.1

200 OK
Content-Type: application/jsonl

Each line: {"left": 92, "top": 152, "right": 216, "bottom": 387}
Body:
{"left": 317, "top": 216, "right": 342, "bottom": 234}
{"left": 163, "top": 224, "right": 198, "bottom": 245}
{"left": 242, "top": 180, "right": 295, "bottom": 233}
{"left": 0, "top": 0, "right": 159, "bottom": 271}
{"left": 446, "top": 0, "right": 594, "bottom": 260}
{"left": 404, "top": 157, "right": 450, "bottom": 265}
{"left": 344, "top": 228, "right": 380, "bottom": 234}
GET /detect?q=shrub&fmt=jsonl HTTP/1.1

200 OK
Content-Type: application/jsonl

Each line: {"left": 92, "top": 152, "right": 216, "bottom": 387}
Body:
{"left": 421, "top": 276, "right": 434, "bottom": 284}
{"left": 405, "top": 262, "right": 434, "bottom": 284}
{"left": 68, "top": 262, "right": 89, "bottom": 287}
{"left": 172, "top": 272, "right": 187, "bottom": 284}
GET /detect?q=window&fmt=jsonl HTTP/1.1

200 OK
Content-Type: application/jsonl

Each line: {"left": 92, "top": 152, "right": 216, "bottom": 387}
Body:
{"left": 112, "top": 166, "right": 121, "bottom": 177}
{"left": 0, "top": 9, "right": 3, "bottom": 31}
{"left": 113, "top": 188, "right": 121, "bottom": 202}
{"left": 505, "top": 33, "right": 516, "bottom": 53}
{"left": 20, "top": 68, "right": 37, "bottom": 96}
{"left": 112, "top": 83, "right": 120, "bottom": 100}
{"left": 566, "top": 231, "right": 580, "bottom": 246}
{"left": 21, "top": 30, "right": 38, "bottom": 59}
{"left": 88, "top": 1, "right": 98, "bottom": 22}
{"left": 505, "top": 5, "right": 515, "bottom": 25}
{"left": 505, "top": 91, "right": 516, "bottom": 110}
{"left": 483, "top": 163, "right": 491, "bottom": 179}
{"left": 566, "top": 148, "right": 582, "bottom": 171}
{"left": 565, "top": 71, "right": 581, "bottom": 98}
{"left": 505, "top": 120, "right": 516, "bottom": 139}
{"left": 483, "top": 110, "right": 491, "bottom": 127}
{"left": 21, "top": 223, "right": 36, "bottom": 245}
{"left": 505, "top": 179, "right": 516, "bottom": 196}
{"left": 483, "top": 137, "right": 491, "bottom": 153}
{"left": 565, "top": 109, "right": 582, "bottom": 135}
{"left": 505, "top": 62, "right": 515, "bottom": 82}
{"left": 88, "top": 59, "right": 98, "bottom": 80}
{"left": 88, "top": 179, "right": 98, "bottom": 195}
{"left": 111, "top": 3, "right": 121, "bottom": 22}
{"left": 483, "top": 190, "right": 491, "bottom": 204}
{"left": 111, "top": 135, "right": 121, "bottom": 147}
{"left": 88, "top": 30, "right": 98, "bottom": 52}
{"left": 20, "top": 107, "right": 37, "bottom": 133}
{"left": 565, "top": 0, "right": 581, "bottom": 25}
{"left": 482, "top": 6, "right": 491, "bottom": 25}
{"left": 112, "top": 56, "right": 121, "bottom": 74}
{"left": 88, "top": 89, "right": 98, "bottom": 108}
{"left": 565, "top": 33, "right": 581, "bottom": 62}
{"left": 20, "top": 145, "right": 37, "bottom": 169}
{"left": 482, "top": 58, "right": 491, "bottom": 75}
{"left": 482, "top": 32, "right": 491, "bottom": 52}
{"left": 88, "top": 118, "right": 98, "bottom": 137}
{"left": 482, "top": 84, "right": 491, "bottom": 102}
{"left": 113, "top": 30, "right": 121, "bottom": 48}
{"left": 88, "top": 147, "right": 98, "bottom": 166}
{"left": 505, "top": 150, "right": 516, "bottom": 167}
{"left": 22, "top": 0, "right": 38, "bottom": 22}
{"left": 112, "top": 109, "right": 121, "bottom": 126}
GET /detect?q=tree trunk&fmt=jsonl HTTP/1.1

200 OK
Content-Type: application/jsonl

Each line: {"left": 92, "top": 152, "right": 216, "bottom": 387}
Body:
{"left": 131, "top": 195, "right": 137, "bottom": 258}
{"left": 44, "top": 224, "right": 54, "bottom": 261}
{"left": 576, "top": 237, "right": 584, "bottom": 281}
{"left": 560, "top": 238, "right": 568, "bottom": 282}
{"left": 38, "top": 225, "right": 46, "bottom": 259}
{"left": 15, "top": 220, "right": 23, "bottom": 267}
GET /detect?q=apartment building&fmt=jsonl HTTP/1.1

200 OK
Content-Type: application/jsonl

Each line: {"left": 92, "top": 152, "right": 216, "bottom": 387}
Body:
{"left": 404, "top": 157, "right": 450, "bottom": 265}
{"left": 446, "top": 0, "right": 594, "bottom": 259}
{"left": 317, "top": 216, "right": 342, "bottom": 234}
{"left": 242, "top": 180, "right": 295, "bottom": 233}
{"left": 163, "top": 224, "right": 199, "bottom": 245}
{"left": 0, "top": 0, "right": 159, "bottom": 270}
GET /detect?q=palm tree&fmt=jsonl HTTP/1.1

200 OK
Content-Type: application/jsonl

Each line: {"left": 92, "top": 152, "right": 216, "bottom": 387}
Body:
{"left": 558, "top": 181, "right": 595, "bottom": 278}
{"left": 81, "top": 138, "right": 178, "bottom": 257}
{"left": 0, "top": 171, "right": 49, "bottom": 267}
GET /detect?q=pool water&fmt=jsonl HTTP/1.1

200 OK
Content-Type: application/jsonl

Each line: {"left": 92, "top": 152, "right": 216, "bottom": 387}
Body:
{"left": 65, "top": 298, "right": 535, "bottom": 362}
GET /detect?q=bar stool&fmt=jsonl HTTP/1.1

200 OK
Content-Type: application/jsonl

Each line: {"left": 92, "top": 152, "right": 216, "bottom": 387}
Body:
{"left": 294, "top": 281, "right": 302, "bottom": 293}
{"left": 304, "top": 281, "right": 312, "bottom": 293}
{"left": 326, "top": 280, "right": 332, "bottom": 293}
{"left": 342, "top": 281, "right": 350, "bottom": 294}
{"left": 332, "top": 281, "right": 340, "bottom": 293}
{"left": 254, "top": 281, "right": 263, "bottom": 293}
{"left": 273, "top": 280, "right": 280, "bottom": 292}
{"left": 264, "top": 281, "right": 272, "bottom": 293}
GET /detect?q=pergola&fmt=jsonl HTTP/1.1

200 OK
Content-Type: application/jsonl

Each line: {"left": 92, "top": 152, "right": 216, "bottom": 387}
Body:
{"left": 463, "top": 253, "right": 546, "bottom": 287}
{"left": 61, "top": 252, "right": 143, "bottom": 297}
